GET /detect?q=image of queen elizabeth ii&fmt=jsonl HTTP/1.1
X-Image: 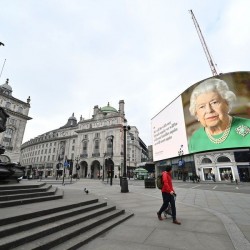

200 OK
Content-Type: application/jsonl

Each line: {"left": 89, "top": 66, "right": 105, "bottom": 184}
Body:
{"left": 188, "top": 78, "right": 250, "bottom": 153}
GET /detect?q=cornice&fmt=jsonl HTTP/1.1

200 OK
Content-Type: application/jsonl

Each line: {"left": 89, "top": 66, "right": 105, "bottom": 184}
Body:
{"left": 5, "top": 108, "right": 32, "bottom": 120}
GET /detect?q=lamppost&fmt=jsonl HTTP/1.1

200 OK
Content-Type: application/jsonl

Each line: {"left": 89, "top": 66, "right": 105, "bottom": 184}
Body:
{"left": 121, "top": 120, "right": 130, "bottom": 193}
{"left": 109, "top": 135, "right": 114, "bottom": 186}
{"left": 178, "top": 145, "right": 185, "bottom": 181}
{"left": 75, "top": 156, "right": 80, "bottom": 179}
{"left": 102, "top": 152, "right": 106, "bottom": 181}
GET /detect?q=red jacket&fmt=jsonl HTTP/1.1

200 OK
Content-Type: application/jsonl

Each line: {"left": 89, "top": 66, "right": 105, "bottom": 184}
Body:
{"left": 161, "top": 171, "right": 174, "bottom": 193}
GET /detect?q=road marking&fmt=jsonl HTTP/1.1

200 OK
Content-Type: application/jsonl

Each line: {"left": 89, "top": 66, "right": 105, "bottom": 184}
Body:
{"left": 191, "top": 185, "right": 200, "bottom": 189}
{"left": 236, "top": 187, "right": 239, "bottom": 190}
{"left": 213, "top": 185, "right": 217, "bottom": 189}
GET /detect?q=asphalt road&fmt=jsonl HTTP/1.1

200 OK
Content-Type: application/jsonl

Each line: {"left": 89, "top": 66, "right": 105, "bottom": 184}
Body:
{"left": 173, "top": 181, "right": 250, "bottom": 194}
{"left": 109, "top": 178, "right": 250, "bottom": 194}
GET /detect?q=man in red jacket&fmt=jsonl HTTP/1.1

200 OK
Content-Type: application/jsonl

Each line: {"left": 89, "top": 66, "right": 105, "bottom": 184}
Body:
{"left": 157, "top": 165, "right": 181, "bottom": 225}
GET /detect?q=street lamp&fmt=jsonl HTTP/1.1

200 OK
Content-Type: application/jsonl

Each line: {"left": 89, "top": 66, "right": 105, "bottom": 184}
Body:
{"left": 102, "top": 152, "right": 106, "bottom": 182}
{"left": 121, "top": 120, "right": 130, "bottom": 193}
{"left": 109, "top": 135, "right": 114, "bottom": 186}
{"left": 75, "top": 156, "right": 80, "bottom": 179}
{"left": 178, "top": 145, "right": 185, "bottom": 181}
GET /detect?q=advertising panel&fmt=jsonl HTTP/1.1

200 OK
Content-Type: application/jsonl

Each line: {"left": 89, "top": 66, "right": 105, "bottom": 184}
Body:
{"left": 151, "top": 71, "right": 250, "bottom": 161}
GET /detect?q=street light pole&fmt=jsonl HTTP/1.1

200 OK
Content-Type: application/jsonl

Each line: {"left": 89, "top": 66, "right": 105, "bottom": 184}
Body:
{"left": 75, "top": 156, "right": 80, "bottom": 179}
{"left": 178, "top": 145, "right": 185, "bottom": 181}
{"left": 62, "top": 156, "right": 67, "bottom": 186}
{"left": 121, "top": 120, "right": 130, "bottom": 193}
{"left": 103, "top": 153, "right": 106, "bottom": 182}
{"left": 110, "top": 135, "right": 114, "bottom": 186}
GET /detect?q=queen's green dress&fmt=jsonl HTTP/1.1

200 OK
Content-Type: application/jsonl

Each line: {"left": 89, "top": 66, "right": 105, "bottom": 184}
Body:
{"left": 188, "top": 116, "right": 250, "bottom": 153}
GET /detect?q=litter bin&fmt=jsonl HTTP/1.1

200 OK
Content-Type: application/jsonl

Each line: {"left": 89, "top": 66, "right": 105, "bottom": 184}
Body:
{"left": 144, "top": 178, "right": 156, "bottom": 188}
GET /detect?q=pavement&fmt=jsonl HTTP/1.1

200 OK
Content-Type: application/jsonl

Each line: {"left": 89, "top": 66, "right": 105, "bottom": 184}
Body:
{"left": 40, "top": 178, "right": 250, "bottom": 250}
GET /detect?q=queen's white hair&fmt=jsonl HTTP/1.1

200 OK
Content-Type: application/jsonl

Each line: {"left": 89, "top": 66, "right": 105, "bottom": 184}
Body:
{"left": 189, "top": 78, "right": 236, "bottom": 117}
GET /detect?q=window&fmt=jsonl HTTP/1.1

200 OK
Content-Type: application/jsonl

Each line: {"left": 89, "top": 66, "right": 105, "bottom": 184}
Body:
{"left": 8, "top": 118, "right": 16, "bottom": 125}
{"left": 73, "top": 139, "right": 75, "bottom": 143}
{"left": 94, "top": 140, "right": 99, "bottom": 150}
{"left": 95, "top": 133, "right": 100, "bottom": 138}
{"left": 234, "top": 151, "right": 250, "bottom": 162}
{"left": 201, "top": 158, "right": 212, "bottom": 164}
{"left": 83, "top": 141, "right": 87, "bottom": 151}
{"left": 217, "top": 156, "right": 230, "bottom": 163}
{"left": 5, "top": 102, "right": 11, "bottom": 109}
{"left": 72, "top": 145, "right": 75, "bottom": 151}
{"left": 18, "top": 107, "right": 23, "bottom": 113}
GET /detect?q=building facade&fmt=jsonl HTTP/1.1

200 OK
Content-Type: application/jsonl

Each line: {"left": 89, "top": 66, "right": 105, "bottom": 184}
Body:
{"left": 20, "top": 100, "right": 147, "bottom": 179}
{"left": 0, "top": 79, "right": 32, "bottom": 163}
{"left": 155, "top": 147, "right": 250, "bottom": 182}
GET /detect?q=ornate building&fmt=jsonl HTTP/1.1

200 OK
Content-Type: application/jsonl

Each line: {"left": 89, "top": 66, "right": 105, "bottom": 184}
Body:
{"left": 20, "top": 100, "right": 147, "bottom": 179}
{"left": 0, "top": 79, "right": 32, "bottom": 163}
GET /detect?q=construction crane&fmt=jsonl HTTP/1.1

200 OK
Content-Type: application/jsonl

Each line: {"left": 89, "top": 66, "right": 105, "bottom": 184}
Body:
{"left": 189, "top": 9, "right": 219, "bottom": 76}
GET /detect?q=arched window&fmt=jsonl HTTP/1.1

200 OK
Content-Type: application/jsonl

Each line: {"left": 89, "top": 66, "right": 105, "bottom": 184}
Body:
{"left": 201, "top": 157, "right": 212, "bottom": 164}
{"left": 217, "top": 156, "right": 231, "bottom": 162}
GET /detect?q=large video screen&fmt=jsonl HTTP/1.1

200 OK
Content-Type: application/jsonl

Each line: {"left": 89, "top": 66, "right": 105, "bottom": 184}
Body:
{"left": 151, "top": 71, "right": 250, "bottom": 161}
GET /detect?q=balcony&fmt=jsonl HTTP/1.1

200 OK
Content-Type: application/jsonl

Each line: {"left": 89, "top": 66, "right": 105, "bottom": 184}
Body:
{"left": 92, "top": 153, "right": 100, "bottom": 157}
{"left": 80, "top": 153, "right": 88, "bottom": 158}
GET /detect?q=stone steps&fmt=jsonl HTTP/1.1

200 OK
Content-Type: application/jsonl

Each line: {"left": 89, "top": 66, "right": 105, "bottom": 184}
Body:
{"left": 0, "top": 182, "right": 134, "bottom": 249}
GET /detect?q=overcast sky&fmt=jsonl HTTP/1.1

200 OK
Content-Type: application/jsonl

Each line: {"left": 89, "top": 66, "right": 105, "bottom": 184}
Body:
{"left": 1, "top": 0, "right": 250, "bottom": 146}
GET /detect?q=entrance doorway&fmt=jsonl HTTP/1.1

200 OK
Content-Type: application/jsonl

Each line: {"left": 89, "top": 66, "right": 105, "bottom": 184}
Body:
{"left": 219, "top": 167, "right": 231, "bottom": 181}
{"left": 203, "top": 168, "right": 213, "bottom": 180}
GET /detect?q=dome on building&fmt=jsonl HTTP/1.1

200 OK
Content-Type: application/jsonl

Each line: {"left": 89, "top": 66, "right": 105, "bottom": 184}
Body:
{"left": 0, "top": 78, "right": 12, "bottom": 95}
{"left": 101, "top": 102, "right": 118, "bottom": 113}
{"left": 69, "top": 113, "right": 77, "bottom": 120}
{"left": 60, "top": 113, "right": 77, "bottom": 128}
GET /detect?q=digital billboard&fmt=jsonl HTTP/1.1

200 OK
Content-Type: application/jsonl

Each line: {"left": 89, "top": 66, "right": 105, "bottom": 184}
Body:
{"left": 151, "top": 71, "right": 250, "bottom": 161}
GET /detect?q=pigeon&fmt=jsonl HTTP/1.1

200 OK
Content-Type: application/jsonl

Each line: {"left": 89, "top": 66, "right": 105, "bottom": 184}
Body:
{"left": 0, "top": 42, "right": 4, "bottom": 46}
{"left": 84, "top": 188, "right": 89, "bottom": 194}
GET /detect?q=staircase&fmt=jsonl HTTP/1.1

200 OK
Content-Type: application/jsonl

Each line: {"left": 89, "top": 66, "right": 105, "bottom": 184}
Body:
{"left": 0, "top": 182, "right": 63, "bottom": 208}
{"left": 0, "top": 182, "right": 134, "bottom": 250}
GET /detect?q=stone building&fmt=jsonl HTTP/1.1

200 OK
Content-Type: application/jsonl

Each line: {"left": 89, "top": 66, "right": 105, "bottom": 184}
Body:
{"left": 0, "top": 79, "right": 32, "bottom": 163}
{"left": 20, "top": 100, "right": 147, "bottom": 179}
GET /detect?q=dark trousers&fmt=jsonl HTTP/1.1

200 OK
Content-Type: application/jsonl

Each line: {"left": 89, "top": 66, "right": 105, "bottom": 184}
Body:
{"left": 158, "top": 192, "right": 176, "bottom": 221}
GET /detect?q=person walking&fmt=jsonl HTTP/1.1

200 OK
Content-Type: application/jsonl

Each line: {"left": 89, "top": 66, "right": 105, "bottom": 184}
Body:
{"left": 157, "top": 165, "right": 181, "bottom": 225}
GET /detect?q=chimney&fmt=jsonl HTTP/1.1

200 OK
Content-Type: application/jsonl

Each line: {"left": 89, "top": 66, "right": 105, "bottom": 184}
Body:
{"left": 119, "top": 100, "right": 125, "bottom": 116}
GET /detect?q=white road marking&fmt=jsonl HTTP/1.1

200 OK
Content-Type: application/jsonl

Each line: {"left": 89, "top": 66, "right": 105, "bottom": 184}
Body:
{"left": 213, "top": 185, "right": 217, "bottom": 189}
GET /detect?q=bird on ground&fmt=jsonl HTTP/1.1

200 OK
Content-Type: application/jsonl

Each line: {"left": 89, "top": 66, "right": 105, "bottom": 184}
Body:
{"left": 0, "top": 42, "right": 5, "bottom": 46}
{"left": 84, "top": 188, "right": 89, "bottom": 194}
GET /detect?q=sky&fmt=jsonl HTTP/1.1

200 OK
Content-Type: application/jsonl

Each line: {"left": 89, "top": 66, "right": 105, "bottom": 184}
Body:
{"left": 1, "top": 0, "right": 250, "bottom": 146}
